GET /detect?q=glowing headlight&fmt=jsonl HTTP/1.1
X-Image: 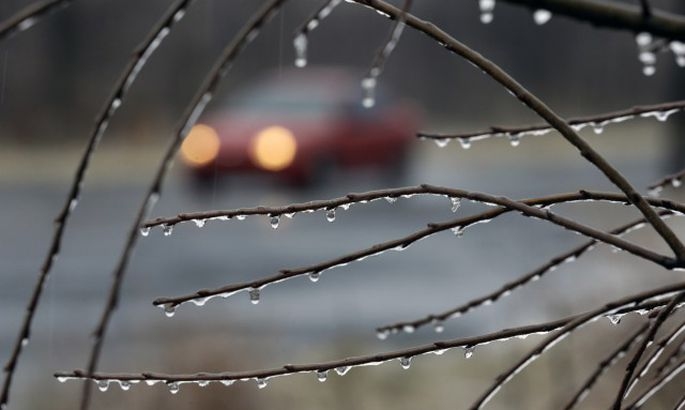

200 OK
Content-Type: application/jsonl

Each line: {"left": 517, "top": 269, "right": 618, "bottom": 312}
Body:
{"left": 180, "top": 124, "right": 220, "bottom": 167}
{"left": 250, "top": 126, "right": 297, "bottom": 171}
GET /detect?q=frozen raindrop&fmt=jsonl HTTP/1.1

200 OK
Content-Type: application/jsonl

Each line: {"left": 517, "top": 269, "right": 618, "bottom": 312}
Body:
{"left": 400, "top": 357, "right": 412, "bottom": 369}
{"left": 162, "top": 224, "right": 173, "bottom": 236}
{"left": 533, "top": 9, "right": 551, "bottom": 25}
{"left": 249, "top": 288, "right": 260, "bottom": 304}
{"left": 317, "top": 370, "right": 328, "bottom": 382}
{"left": 308, "top": 271, "right": 320, "bottom": 283}
{"left": 335, "top": 366, "right": 351, "bottom": 376}
{"left": 434, "top": 138, "right": 450, "bottom": 148}
{"left": 140, "top": 226, "right": 151, "bottom": 237}
{"left": 256, "top": 378, "right": 268, "bottom": 389}
{"left": 120, "top": 381, "right": 131, "bottom": 391}
{"left": 450, "top": 197, "right": 462, "bottom": 212}
{"left": 270, "top": 215, "right": 280, "bottom": 229}
{"left": 361, "top": 76, "right": 376, "bottom": 108}
{"left": 168, "top": 382, "right": 179, "bottom": 394}
{"left": 164, "top": 304, "right": 176, "bottom": 318}
{"left": 479, "top": 0, "right": 495, "bottom": 24}
{"left": 464, "top": 346, "right": 475, "bottom": 359}
{"left": 592, "top": 123, "right": 604, "bottom": 134}
{"left": 376, "top": 329, "right": 389, "bottom": 340}
{"left": 97, "top": 380, "right": 109, "bottom": 392}
{"left": 326, "top": 209, "right": 336, "bottom": 222}
{"left": 508, "top": 134, "right": 521, "bottom": 147}
{"left": 459, "top": 138, "right": 472, "bottom": 149}
{"left": 193, "top": 219, "right": 206, "bottom": 228}
{"left": 293, "top": 33, "right": 307, "bottom": 67}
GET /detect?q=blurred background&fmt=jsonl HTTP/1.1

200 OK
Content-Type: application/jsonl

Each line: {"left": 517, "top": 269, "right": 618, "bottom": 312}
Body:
{"left": 1, "top": 0, "right": 685, "bottom": 408}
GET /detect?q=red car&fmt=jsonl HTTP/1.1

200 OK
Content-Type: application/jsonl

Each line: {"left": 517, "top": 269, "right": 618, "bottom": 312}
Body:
{"left": 179, "top": 67, "right": 419, "bottom": 186}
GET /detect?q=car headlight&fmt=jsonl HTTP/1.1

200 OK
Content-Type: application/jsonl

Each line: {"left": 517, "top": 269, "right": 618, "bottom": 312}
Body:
{"left": 250, "top": 126, "right": 297, "bottom": 171}
{"left": 180, "top": 124, "right": 220, "bottom": 167}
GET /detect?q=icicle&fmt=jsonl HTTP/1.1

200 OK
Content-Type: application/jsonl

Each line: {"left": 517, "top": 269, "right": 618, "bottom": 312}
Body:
{"left": 293, "top": 33, "right": 308, "bottom": 67}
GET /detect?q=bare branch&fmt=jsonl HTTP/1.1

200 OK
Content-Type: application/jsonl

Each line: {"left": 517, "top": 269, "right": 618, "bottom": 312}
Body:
{"left": 499, "top": 0, "right": 685, "bottom": 42}
{"left": 76, "top": 1, "right": 287, "bottom": 409}
{"left": 0, "top": 0, "right": 70, "bottom": 43}
{"left": 53, "top": 296, "right": 676, "bottom": 391}
{"left": 0, "top": 1, "right": 193, "bottom": 408}
{"left": 417, "top": 99, "right": 685, "bottom": 148}
{"left": 378, "top": 210, "right": 676, "bottom": 337}
{"left": 152, "top": 187, "right": 678, "bottom": 312}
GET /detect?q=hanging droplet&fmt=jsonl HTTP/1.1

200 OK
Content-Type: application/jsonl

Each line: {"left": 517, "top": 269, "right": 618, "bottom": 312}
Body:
{"left": 636, "top": 32, "right": 652, "bottom": 47}
{"left": 198, "top": 380, "right": 210, "bottom": 387}
{"left": 97, "top": 380, "right": 109, "bottom": 392}
{"left": 385, "top": 196, "right": 397, "bottom": 204}
{"left": 326, "top": 209, "right": 336, "bottom": 222}
{"left": 256, "top": 378, "right": 268, "bottom": 389}
{"left": 592, "top": 123, "right": 604, "bottom": 134}
{"left": 533, "top": 9, "right": 551, "bottom": 25}
{"left": 293, "top": 33, "right": 308, "bottom": 68}
{"left": 434, "top": 321, "right": 445, "bottom": 333}
{"left": 193, "top": 219, "right": 206, "bottom": 228}
{"left": 140, "top": 226, "right": 151, "bottom": 237}
{"left": 270, "top": 215, "right": 280, "bottom": 229}
{"left": 164, "top": 304, "right": 176, "bottom": 318}
{"left": 162, "top": 224, "right": 173, "bottom": 236}
{"left": 220, "top": 380, "right": 235, "bottom": 387}
{"left": 464, "top": 346, "right": 475, "bottom": 359}
{"left": 479, "top": 0, "right": 495, "bottom": 24}
{"left": 21, "top": 338, "right": 28, "bottom": 347}
{"left": 308, "top": 271, "right": 321, "bottom": 283}
{"left": 249, "top": 288, "right": 260, "bottom": 305}
{"left": 607, "top": 314, "right": 622, "bottom": 325}
{"left": 643, "top": 65, "right": 656, "bottom": 76}
{"left": 403, "top": 324, "right": 415, "bottom": 333}
{"left": 120, "top": 381, "right": 131, "bottom": 391}
{"left": 459, "top": 138, "right": 472, "bottom": 149}
{"left": 508, "top": 134, "right": 521, "bottom": 147}
{"left": 335, "top": 366, "right": 351, "bottom": 376}
{"left": 376, "top": 329, "right": 389, "bottom": 340}
{"left": 400, "top": 357, "right": 412, "bottom": 369}
{"left": 361, "top": 76, "right": 377, "bottom": 108}
{"left": 236, "top": 214, "right": 246, "bottom": 221}
{"left": 168, "top": 382, "right": 180, "bottom": 394}
{"left": 451, "top": 226, "right": 465, "bottom": 237}
{"left": 451, "top": 197, "right": 462, "bottom": 212}
{"left": 434, "top": 138, "right": 450, "bottom": 148}
{"left": 317, "top": 370, "right": 328, "bottom": 382}
{"left": 672, "top": 178, "right": 682, "bottom": 188}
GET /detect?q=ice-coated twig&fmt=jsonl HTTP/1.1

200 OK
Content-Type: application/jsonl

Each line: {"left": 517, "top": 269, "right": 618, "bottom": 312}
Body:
{"left": 625, "top": 318, "right": 685, "bottom": 399}
{"left": 353, "top": 0, "right": 685, "bottom": 270}
{"left": 53, "top": 298, "right": 675, "bottom": 390}
{"left": 377, "top": 210, "right": 675, "bottom": 336}
{"left": 76, "top": 1, "right": 286, "bottom": 409}
{"left": 0, "top": 0, "right": 70, "bottom": 43}
{"left": 292, "top": 0, "right": 343, "bottom": 67}
{"left": 498, "top": 0, "right": 685, "bottom": 42}
{"left": 612, "top": 291, "right": 685, "bottom": 410}
{"left": 654, "top": 342, "right": 685, "bottom": 378}
{"left": 417, "top": 99, "right": 685, "bottom": 147}
{"left": 152, "top": 188, "right": 679, "bottom": 312}
{"left": 563, "top": 324, "right": 649, "bottom": 410}
{"left": 647, "top": 168, "right": 685, "bottom": 196}
{"left": 674, "top": 389, "right": 685, "bottom": 410}
{"left": 0, "top": 1, "right": 193, "bottom": 408}
{"left": 468, "top": 286, "right": 685, "bottom": 410}
{"left": 621, "top": 358, "right": 685, "bottom": 409}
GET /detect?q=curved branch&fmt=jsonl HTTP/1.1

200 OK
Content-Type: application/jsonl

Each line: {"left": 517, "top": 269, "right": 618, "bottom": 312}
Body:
{"left": 0, "top": 0, "right": 70, "bottom": 43}
{"left": 0, "top": 1, "right": 193, "bottom": 408}
{"left": 76, "top": 1, "right": 287, "bottom": 409}
{"left": 621, "top": 359, "right": 685, "bottom": 409}
{"left": 152, "top": 187, "right": 677, "bottom": 311}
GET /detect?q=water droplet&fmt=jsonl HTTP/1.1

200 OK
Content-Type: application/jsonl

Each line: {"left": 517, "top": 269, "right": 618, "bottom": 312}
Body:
{"left": 57, "top": 376, "right": 68, "bottom": 383}
{"left": 434, "top": 321, "right": 445, "bottom": 333}
{"left": 193, "top": 219, "right": 206, "bottom": 228}
{"left": 256, "top": 378, "right": 268, "bottom": 389}
{"left": 459, "top": 138, "right": 472, "bottom": 149}
{"left": 639, "top": 51, "right": 656, "bottom": 65}
{"left": 236, "top": 215, "right": 246, "bottom": 221}
{"left": 317, "top": 370, "right": 328, "bottom": 382}
{"left": 168, "top": 382, "right": 179, "bottom": 394}
{"left": 21, "top": 338, "right": 28, "bottom": 347}
{"left": 162, "top": 224, "right": 173, "bottom": 236}
{"left": 451, "top": 226, "right": 465, "bottom": 237}
{"left": 643, "top": 65, "right": 656, "bottom": 76}
{"left": 533, "top": 9, "right": 551, "bottom": 25}
{"left": 672, "top": 178, "right": 682, "bottom": 188}
{"left": 97, "top": 380, "right": 109, "bottom": 392}
{"left": 198, "top": 380, "right": 210, "bottom": 387}
{"left": 361, "top": 76, "right": 377, "bottom": 108}
{"left": 120, "top": 381, "right": 131, "bottom": 391}
{"left": 464, "top": 346, "right": 475, "bottom": 359}
{"left": 400, "top": 357, "right": 412, "bottom": 369}
{"left": 326, "top": 209, "right": 336, "bottom": 222}
{"left": 140, "top": 226, "right": 151, "bottom": 237}
{"left": 164, "top": 304, "right": 176, "bottom": 318}
{"left": 249, "top": 288, "right": 260, "bottom": 304}
{"left": 376, "top": 329, "right": 389, "bottom": 340}
{"left": 508, "top": 134, "right": 521, "bottom": 147}
{"left": 385, "top": 196, "right": 397, "bottom": 204}
{"left": 308, "top": 271, "right": 320, "bottom": 283}
{"left": 173, "top": 9, "right": 186, "bottom": 22}
{"left": 335, "top": 366, "right": 351, "bottom": 376}
{"left": 403, "top": 324, "right": 415, "bottom": 333}
{"left": 434, "top": 138, "right": 450, "bottom": 148}
{"left": 479, "top": 0, "right": 495, "bottom": 24}
{"left": 220, "top": 380, "right": 235, "bottom": 387}
{"left": 293, "top": 33, "right": 308, "bottom": 67}
{"left": 607, "top": 314, "right": 622, "bottom": 325}
{"left": 69, "top": 198, "right": 78, "bottom": 211}
{"left": 636, "top": 32, "right": 652, "bottom": 47}
{"left": 592, "top": 123, "right": 604, "bottom": 134}
{"left": 270, "top": 215, "right": 280, "bottom": 229}
{"left": 450, "top": 197, "right": 462, "bottom": 212}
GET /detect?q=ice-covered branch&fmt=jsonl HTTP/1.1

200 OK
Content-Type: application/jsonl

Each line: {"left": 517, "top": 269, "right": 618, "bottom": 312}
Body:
{"left": 648, "top": 168, "right": 685, "bottom": 197}
{"left": 563, "top": 324, "right": 649, "bottom": 410}
{"left": 53, "top": 299, "right": 673, "bottom": 393}
{"left": 152, "top": 187, "right": 678, "bottom": 313}
{"left": 0, "top": 0, "right": 70, "bottom": 43}
{"left": 418, "top": 100, "right": 685, "bottom": 149}
{"left": 292, "top": 0, "right": 343, "bottom": 67}
{"left": 76, "top": 1, "right": 286, "bottom": 409}
{"left": 0, "top": 1, "right": 193, "bottom": 408}
{"left": 621, "top": 358, "right": 685, "bottom": 409}
{"left": 469, "top": 286, "right": 685, "bottom": 410}
{"left": 353, "top": 0, "right": 685, "bottom": 267}
{"left": 377, "top": 210, "right": 676, "bottom": 337}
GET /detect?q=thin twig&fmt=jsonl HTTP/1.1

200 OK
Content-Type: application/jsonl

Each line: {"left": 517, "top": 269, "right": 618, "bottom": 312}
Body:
{"left": 378, "top": 210, "right": 675, "bottom": 337}
{"left": 152, "top": 188, "right": 678, "bottom": 311}
{"left": 54, "top": 296, "right": 676, "bottom": 388}
{"left": 674, "top": 389, "right": 685, "bottom": 410}
{"left": 468, "top": 287, "right": 685, "bottom": 410}
{"left": 612, "top": 292, "right": 685, "bottom": 409}
{"left": 648, "top": 168, "right": 685, "bottom": 195}
{"left": 417, "top": 100, "right": 685, "bottom": 147}
{"left": 0, "top": 0, "right": 70, "bottom": 43}
{"left": 0, "top": 1, "right": 192, "bottom": 408}
{"left": 563, "top": 324, "right": 649, "bottom": 410}
{"left": 621, "top": 358, "right": 685, "bottom": 409}
{"left": 76, "top": 1, "right": 287, "bottom": 410}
